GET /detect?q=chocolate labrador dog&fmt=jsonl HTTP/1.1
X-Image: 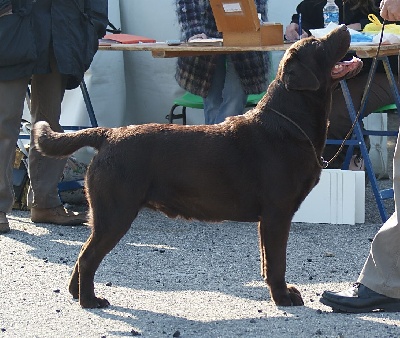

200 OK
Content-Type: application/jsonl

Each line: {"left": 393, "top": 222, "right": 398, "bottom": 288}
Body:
{"left": 33, "top": 25, "right": 362, "bottom": 308}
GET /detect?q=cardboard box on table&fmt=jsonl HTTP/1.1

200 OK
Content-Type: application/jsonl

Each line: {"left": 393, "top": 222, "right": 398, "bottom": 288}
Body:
{"left": 209, "top": 0, "right": 283, "bottom": 46}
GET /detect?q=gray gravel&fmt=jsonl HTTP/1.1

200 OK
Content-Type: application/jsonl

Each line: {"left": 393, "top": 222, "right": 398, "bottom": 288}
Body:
{"left": 0, "top": 114, "right": 399, "bottom": 338}
{"left": 1, "top": 208, "right": 400, "bottom": 338}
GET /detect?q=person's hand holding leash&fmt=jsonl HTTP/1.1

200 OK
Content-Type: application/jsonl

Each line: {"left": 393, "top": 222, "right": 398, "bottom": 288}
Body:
{"left": 380, "top": 0, "right": 400, "bottom": 21}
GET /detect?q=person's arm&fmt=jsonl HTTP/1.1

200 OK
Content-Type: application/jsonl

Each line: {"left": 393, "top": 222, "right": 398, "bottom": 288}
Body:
{"left": 84, "top": 0, "right": 108, "bottom": 38}
{"left": 285, "top": 2, "right": 304, "bottom": 41}
{"left": 285, "top": 1, "right": 322, "bottom": 40}
{"left": 380, "top": 0, "right": 400, "bottom": 21}
{"left": 255, "top": 0, "right": 267, "bottom": 22}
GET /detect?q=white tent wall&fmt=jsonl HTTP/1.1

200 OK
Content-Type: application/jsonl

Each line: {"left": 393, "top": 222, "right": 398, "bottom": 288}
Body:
{"left": 119, "top": 0, "right": 183, "bottom": 125}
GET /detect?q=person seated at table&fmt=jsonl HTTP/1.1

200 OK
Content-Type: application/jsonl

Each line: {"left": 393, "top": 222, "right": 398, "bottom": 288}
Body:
{"left": 285, "top": 0, "right": 399, "bottom": 169}
{"left": 175, "top": 0, "right": 269, "bottom": 125}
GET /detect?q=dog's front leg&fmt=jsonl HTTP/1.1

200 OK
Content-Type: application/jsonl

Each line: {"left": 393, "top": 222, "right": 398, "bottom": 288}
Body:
{"left": 258, "top": 217, "right": 304, "bottom": 306}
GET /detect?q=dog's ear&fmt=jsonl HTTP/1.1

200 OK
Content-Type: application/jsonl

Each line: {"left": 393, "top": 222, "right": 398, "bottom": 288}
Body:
{"left": 282, "top": 54, "right": 320, "bottom": 91}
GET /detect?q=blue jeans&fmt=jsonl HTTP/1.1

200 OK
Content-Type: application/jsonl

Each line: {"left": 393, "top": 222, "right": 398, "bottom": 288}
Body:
{"left": 203, "top": 55, "right": 247, "bottom": 125}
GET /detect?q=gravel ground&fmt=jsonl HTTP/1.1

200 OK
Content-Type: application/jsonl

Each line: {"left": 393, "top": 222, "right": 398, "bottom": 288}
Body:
{"left": 0, "top": 114, "right": 399, "bottom": 338}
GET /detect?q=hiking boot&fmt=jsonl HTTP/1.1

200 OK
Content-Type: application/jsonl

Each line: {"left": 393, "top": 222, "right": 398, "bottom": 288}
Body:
{"left": 0, "top": 212, "right": 10, "bottom": 233}
{"left": 31, "top": 205, "right": 87, "bottom": 225}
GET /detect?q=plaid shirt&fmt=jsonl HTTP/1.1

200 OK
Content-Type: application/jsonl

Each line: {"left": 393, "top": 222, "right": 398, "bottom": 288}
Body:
{"left": 175, "top": 0, "right": 270, "bottom": 97}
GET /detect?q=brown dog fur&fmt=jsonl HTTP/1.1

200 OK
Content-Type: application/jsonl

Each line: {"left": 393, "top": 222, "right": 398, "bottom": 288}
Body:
{"left": 33, "top": 26, "right": 362, "bottom": 308}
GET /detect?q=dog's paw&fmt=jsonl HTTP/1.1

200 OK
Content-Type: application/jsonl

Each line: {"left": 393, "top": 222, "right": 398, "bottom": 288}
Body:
{"left": 271, "top": 284, "right": 304, "bottom": 306}
{"left": 69, "top": 285, "right": 79, "bottom": 299}
{"left": 287, "top": 284, "right": 304, "bottom": 306}
{"left": 80, "top": 297, "right": 110, "bottom": 309}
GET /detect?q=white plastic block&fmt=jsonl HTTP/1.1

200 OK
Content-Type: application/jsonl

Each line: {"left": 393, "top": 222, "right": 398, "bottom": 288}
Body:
{"left": 292, "top": 169, "right": 365, "bottom": 225}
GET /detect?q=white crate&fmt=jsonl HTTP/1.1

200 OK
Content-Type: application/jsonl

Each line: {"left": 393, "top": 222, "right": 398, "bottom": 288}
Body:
{"left": 293, "top": 169, "right": 365, "bottom": 225}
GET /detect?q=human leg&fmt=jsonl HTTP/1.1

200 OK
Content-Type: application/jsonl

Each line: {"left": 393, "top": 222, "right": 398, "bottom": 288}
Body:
{"left": 320, "top": 122, "right": 400, "bottom": 312}
{"left": 203, "top": 55, "right": 225, "bottom": 124}
{"left": 216, "top": 56, "right": 247, "bottom": 124}
{"left": 357, "top": 131, "right": 400, "bottom": 299}
{"left": 28, "top": 53, "right": 86, "bottom": 225}
{"left": 0, "top": 76, "right": 30, "bottom": 233}
{"left": 28, "top": 52, "right": 68, "bottom": 209}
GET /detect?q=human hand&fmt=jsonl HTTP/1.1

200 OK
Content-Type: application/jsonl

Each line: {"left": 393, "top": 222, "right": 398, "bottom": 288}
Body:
{"left": 347, "top": 23, "right": 361, "bottom": 31}
{"left": 284, "top": 22, "right": 307, "bottom": 41}
{"left": 380, "top": 0, "right": 400, "bottom": 21}
{"left": 188, "top": 33, "right": 208, "bottom": 42}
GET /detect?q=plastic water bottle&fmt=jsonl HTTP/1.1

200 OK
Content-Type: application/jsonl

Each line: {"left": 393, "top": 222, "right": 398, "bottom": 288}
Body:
{"left": 323, "top": 0, "right": 339, "bottom": 27}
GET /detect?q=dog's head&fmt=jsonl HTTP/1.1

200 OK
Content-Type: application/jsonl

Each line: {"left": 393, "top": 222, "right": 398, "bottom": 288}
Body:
{"left": 277, "top": 25, "right": 363, "bottom": 91}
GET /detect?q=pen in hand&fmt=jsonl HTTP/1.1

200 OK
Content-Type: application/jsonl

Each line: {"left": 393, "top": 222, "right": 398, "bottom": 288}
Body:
{"left": 298, "top": 13, "right": 302, "bottom": 39}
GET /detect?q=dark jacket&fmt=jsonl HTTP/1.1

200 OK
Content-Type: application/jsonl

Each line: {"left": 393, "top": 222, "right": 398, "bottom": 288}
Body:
{"left": 0, "top": 0, "right": 108, "bottom": 89}
{"left": 288, "top": 0, "right": 398, "bottom": 73}
{"left": 289, "top": 0, "right": 379, "bottom": 34}
{"left": 175, "top": 0, "right": 269, "bottom": 98}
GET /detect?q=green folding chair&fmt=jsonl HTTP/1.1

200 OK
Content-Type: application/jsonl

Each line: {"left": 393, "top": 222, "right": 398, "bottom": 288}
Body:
{"left": 166, "top": 91, "right": 266, "bottom": 125}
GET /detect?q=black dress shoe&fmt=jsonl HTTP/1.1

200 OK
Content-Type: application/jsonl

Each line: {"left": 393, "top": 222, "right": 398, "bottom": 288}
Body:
{"left": 320, "top": 283, "right": 400, "bottom": 313}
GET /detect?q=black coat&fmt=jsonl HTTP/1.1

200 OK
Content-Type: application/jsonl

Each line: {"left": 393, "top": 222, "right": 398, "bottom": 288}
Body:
{"left": 289, "top": 0, "right": 381, "bottom": 34}
{"left": 0, "top": 0, "right": 108, "bottom": 89}
{"left": 289, "top": 0, "right": 398, "bottom": 73}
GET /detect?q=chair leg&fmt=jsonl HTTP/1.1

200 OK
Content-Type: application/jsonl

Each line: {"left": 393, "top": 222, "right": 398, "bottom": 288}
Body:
{"left": 166, "top": 105, "right": 187, "bottom": 125}
{"left": 79, "top": 80, "right": 98, "bottom": 128}
{"left": 182, "top": 107, "right": 186, "bottom": 125}
{"left": 166, "top": 104, "right": 177, "bottom": 124}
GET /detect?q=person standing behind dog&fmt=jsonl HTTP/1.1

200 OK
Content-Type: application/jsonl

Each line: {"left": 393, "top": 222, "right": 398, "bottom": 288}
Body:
{"left": 175, "top": 0, "right": 269, "bottom": 125}
{"left": 319, "top": 0, "right": 400, "bottom": 313}
{"left": 285, "top": 0, "right": 398, "bottom": 169}
{"left": 0, "top": 0, "right": 108, "bottom": 233}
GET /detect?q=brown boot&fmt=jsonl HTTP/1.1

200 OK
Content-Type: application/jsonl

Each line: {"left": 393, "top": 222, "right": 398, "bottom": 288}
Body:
{"left": 0, "top": 212, "right": 10, "bottom": 233}
{"left": 31, "top": 205, "right": 87, "bottom": 225}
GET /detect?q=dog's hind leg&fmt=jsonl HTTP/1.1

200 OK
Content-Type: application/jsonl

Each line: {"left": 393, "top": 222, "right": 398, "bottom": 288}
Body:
{"left": 71, "top": 202, "right": 138, "bottom": 308}
{"left": 258, "top": 213, "right": 304, "bottom": 307}
{"left": 69, "top": 244, "right": 87, "bottom": 300}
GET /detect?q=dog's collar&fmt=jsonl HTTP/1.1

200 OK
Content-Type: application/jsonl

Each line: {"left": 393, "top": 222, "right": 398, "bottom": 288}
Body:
{"left": 268, "top": 107, "right": 327, "bottom": 169}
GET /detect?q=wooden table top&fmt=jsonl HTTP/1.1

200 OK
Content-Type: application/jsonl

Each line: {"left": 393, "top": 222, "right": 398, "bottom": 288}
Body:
{"left": 99, "top": 41, "right": 400, "bottom": 59}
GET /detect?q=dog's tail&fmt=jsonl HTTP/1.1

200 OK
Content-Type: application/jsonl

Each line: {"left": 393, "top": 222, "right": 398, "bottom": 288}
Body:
{"left": 33, "top": 121, "right": 108, "bottom": 158}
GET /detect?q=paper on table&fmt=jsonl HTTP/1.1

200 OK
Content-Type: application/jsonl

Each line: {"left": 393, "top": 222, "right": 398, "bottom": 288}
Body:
{"left": 188, "top": 38, "right": 223, "bottom": 46}
{"left": 372, "top": 32, "right": 400, "bottom": 44}
{"left": 310, "top": 22, "right": 377, "bottom": 45}
{"left": 309, "top": 22, "right": 360, "bottom": 38}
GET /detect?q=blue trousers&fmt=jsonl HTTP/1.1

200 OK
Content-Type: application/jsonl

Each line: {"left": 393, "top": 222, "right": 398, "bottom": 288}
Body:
{"left": 203, "top": 55, "right": 247, "bottom": 125}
